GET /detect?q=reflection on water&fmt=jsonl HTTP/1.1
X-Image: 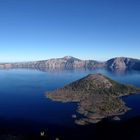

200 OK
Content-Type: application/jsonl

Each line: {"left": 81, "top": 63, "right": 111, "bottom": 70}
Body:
{"left": 0, "top": 68, "right": 140, "bottom": 139}
{"left": 0, "top": 68, "right": 140, "bottom": 125}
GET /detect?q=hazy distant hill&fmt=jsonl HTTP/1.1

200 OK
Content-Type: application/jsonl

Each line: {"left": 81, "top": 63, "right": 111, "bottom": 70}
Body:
{"left": 0, "top": 56, "right": 140, "bottom": 71}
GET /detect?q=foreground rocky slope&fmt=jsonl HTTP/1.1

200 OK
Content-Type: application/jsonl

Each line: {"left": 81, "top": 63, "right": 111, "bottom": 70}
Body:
{"left": 46, "top": 74, "right": 140, "bottom": 125}
{"left": 0, "top": 56, "right": 140, "bottom": 71}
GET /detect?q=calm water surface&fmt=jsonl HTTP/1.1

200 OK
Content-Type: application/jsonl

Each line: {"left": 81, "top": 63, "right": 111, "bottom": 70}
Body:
{"left": 0, "top": 69, "right": 140, "bottom": 126}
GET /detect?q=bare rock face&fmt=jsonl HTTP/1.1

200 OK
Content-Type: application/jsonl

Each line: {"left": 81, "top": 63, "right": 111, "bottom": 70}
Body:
{"left": 0, "top": 56, "right": 105, "bottom": 70}
{"left": 43, "top": 56, "right": 104, "bottom": 70}
{"left": 106, "top": 57, "right": 140, "bottom": 71}
{"left": 107, "top": 57, "right": 127, "bottom": 71}
{"left": 43, "top": 56, "right": 84, "bottom": 69}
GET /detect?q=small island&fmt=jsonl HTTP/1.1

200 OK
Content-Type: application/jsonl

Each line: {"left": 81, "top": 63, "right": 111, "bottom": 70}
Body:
{"left": 46, "top": 74, "right": 140, "bottom": 125}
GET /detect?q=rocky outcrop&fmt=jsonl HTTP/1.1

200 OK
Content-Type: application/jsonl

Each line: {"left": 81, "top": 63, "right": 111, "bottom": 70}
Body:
{"left": 46, "top": 74, "right": 140, "bottom": 125}
{"left": 106, "top": 57, "right": 140, "bottom": 71}
{"left": 38, "top": 56, "right": 105, "bottom": 70}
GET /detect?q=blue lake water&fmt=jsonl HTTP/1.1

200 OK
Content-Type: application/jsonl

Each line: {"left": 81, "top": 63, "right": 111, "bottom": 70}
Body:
{"left": 0, "top": 69, "right": 140, "bottom": 127}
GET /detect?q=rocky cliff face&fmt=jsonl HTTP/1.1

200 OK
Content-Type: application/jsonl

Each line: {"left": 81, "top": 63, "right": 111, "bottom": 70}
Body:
{"left": 0, "top": 56, "right": 105, "bottom": 70}
{"left": 0, "top": 56, "right": 140, "bottom": 71}
{"left": 38, "top": 56, "right": 105, "bottom": 70}
{"left": 106, "top": 57, "right": 140, "bottom": 71}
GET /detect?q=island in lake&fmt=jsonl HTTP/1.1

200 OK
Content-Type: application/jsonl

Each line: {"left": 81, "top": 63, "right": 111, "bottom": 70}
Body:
{"left": 46, "top": 73, "right": 140, "bottom": 125}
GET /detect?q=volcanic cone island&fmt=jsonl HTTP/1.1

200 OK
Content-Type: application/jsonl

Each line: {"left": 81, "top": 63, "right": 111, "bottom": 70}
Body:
{"left": 46, "top": 74, "right": 140, "bottom": 125}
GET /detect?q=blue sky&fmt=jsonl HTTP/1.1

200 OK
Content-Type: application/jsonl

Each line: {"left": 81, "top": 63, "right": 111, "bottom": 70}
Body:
{"left": 0, "top": 0, "right": 140, "bottom": 62}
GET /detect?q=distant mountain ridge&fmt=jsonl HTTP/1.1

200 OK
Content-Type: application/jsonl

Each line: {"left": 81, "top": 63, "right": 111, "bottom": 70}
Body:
{"left": 0, "top": 56, "right": 140, "bottom": 71}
